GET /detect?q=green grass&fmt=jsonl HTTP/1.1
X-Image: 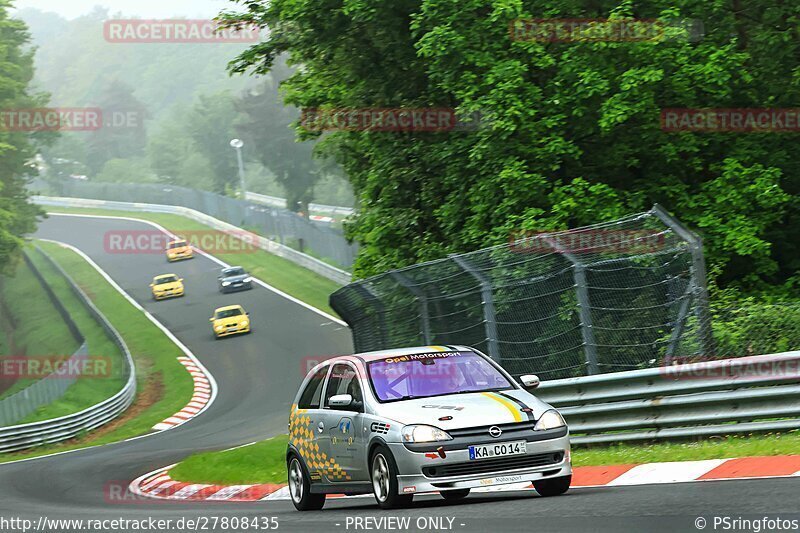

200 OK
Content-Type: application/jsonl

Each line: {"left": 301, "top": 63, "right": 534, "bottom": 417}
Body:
{"left": 571, "top": 431, "right": 800, "bottom": 467}
{"left": 0, "top": 241, "right": 194, "bottom": 462}
{"left": 45, "top": 208, "right": 344, "bottom": 316}
{"left": 0, "top": 257, "right": 80, "bottom": 400}
{"left": 10, "top": 248, "right": 126, "bottom": 423}
{"left": 170, "top": 435, "right": 289, "bottom": 485}
{"left": 169, "top": 431, "right": 800, "bottom": 485}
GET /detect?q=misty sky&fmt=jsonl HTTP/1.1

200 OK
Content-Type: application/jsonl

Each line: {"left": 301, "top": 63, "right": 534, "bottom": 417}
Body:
{"left": 13, "top": 0, "right": 239, "bottom": 19}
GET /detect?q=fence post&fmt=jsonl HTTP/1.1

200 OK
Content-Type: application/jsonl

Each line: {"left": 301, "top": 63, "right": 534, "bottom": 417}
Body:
{"left": 652, "top": 204, "right": 715, "bottom": 357}
{"left": 450, "top": 255, "right": 500, "bottom": 363}
{"left": 542, "top": 237, "right": 599, "bottom": 375}
{"left": 390, "top": 271, "right": 432, "bottom": 344}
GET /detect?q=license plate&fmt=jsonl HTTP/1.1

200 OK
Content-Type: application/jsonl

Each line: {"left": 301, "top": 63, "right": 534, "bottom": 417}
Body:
{"left": 469, "top": 440, "right": 526, "bottom": 460}
{"left": 227, "top": 326, "right": 239, "bottom": 332}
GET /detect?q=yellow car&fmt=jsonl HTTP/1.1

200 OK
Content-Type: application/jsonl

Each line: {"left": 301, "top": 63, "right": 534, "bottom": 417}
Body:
{"left": 150, "top": 274, "right": 185, "bottom": 300}
{"left": 166, "top": 239, "right": 194, "bottom": 262}
{"left": 210, "top": 305, "right": 251, "bottom": 339}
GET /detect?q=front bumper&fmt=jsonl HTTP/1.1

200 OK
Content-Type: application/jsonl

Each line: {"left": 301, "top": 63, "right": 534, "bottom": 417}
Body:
{"left": 388, "top": 432, "right": 571, "bottom": 495}
{"left": 167, "top": 251, "right": 193, "bottom": 262}
{"left": 220, "top": 282, "right": 253, "bottom": 293}
{"left": 153, "top": 289, "right": 184, "bottom": 300}
{"left": 214, "top": 324, "right": 251, "bottom": 338}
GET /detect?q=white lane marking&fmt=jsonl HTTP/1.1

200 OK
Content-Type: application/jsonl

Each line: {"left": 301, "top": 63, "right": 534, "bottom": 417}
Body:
{"left": 262, "top": 486, "right": 291, "bottom": 500}
{"left": 607, "top": 459, "right": 727, "bottom": 486}
{"left": 46, "top": 212, "right": 347, "bottom": 326}
{"left": 170, "top": 484, "right": 209, "bottom": 498}
{"left": 206, "top": 485, "right": 251, "bottom": 501}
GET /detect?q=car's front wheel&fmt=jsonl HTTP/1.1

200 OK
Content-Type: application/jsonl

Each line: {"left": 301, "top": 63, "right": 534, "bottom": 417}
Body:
{"left": 533, "top": 475, "right": 571, "bottom": 497}
{"left": 370, "top": 446, "right": 412, "bottom": 509}
{"left": 288, "top": 456, "right": 325, "bottom": 511}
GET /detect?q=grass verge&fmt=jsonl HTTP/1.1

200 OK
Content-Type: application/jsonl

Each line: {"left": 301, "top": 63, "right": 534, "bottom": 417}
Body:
{"left": 0, "top": 256, "right": 80, "bottom": 400}
{"left": 169, "top": 431, "right": 800, "bottom": 486}
{"left": 11, "top": 248, "right": 126, "bottom": 423}
{"left": 170, "top": 435, "right": 289, "bottom": 485}
{"left": 45, "top": 208, "right": 344, "bottom": 316}
{"left": 0, "top": 241, "right": 194, "bottom": 463}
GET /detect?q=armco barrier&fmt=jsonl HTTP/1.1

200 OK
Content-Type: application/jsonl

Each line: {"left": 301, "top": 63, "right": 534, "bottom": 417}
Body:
{"left": 33, "top": 196, "right": 352, "bottom": 286}
{"left": 535, "top": 351, "right": 800, "bottom": 444}
{"left": 0, "top": 246, "right": 136, "bottom": 453}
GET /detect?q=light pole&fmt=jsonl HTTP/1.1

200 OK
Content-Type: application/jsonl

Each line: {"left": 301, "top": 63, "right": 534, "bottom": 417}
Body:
{"left": 230, "top": 138, "right": 246, "bottom": 196}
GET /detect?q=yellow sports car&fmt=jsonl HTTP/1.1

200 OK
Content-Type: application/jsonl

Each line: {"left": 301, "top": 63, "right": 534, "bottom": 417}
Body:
{"left": 210, "top": 305, "right": 251, "bottom": 339}
{"left": 166, "top": 239, "right": 194, "bottom": 262}
{"left": 150, "top": 274, "right": 185, "bottom": 300}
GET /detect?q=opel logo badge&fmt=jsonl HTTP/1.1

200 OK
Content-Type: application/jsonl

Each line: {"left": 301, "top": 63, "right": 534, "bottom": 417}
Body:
{"left": 489, "top": 426, "right": 502, "bottom": 438}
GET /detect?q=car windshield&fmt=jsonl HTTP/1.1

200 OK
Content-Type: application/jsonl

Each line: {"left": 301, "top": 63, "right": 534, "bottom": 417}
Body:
{"left": 154, "top": 276, "right": 178, "bottom": 285}
{"left": 368, "top": 351, "right": 513, "bottom": 402}
{"left": 223, "top": 268, "right": 246, "bottom": 277}
{"left": 216, "top": 308, "right": 244, "bottom": 319}
{"left": 169, "top": 241, "right": 187, "bottom": 249}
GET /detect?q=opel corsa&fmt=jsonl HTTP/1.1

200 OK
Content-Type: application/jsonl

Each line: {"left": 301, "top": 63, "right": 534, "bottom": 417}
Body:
{"left": 286, "top": 346, "right": 571, "bottom": 511}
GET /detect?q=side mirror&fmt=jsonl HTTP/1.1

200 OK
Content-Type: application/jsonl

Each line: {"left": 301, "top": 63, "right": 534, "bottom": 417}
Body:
{"left": 149, "top": 283, "right": 154, "bottom": 287}
{"left": 179, "top": 278, "right": 184, "bottom": 282}
{"left": 209, "top": 318, "right": 215, "bottom": 322}
{"left": 520, "top": 374, "right": 540, "bottom": 389}
{"left": 328, "top": 394, "right": 353, "bottom": 408}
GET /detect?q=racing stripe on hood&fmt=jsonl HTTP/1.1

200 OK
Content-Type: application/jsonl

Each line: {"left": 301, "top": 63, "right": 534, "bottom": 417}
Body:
{"left": 480, "top": 392, "right": 523, "bottom": 423}
{"left": 497, "top": 391, "right": 536, "bottom": 421}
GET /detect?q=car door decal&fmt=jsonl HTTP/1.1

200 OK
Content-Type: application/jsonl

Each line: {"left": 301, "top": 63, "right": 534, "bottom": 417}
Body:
{"left": 289, "top": 405, "right": 352, "bottom": 482}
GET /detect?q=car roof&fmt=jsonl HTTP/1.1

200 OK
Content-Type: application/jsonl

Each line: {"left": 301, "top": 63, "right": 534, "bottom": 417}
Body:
{"left": 154, "top": 273, "right": 178, "bottom": 280}
{"left": 326, "top": 345, "right": 473, "bottom": 365}
{"left": 222, "top": 266, "right": 244, "bottom": 272}
{"left": 214, "top": 304, "right": 245, "bottom": 312}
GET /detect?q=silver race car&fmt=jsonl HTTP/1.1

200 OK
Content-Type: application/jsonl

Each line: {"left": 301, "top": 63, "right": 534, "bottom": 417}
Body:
{"left": 286, "top": 346, "right": 571, "bottom": 511}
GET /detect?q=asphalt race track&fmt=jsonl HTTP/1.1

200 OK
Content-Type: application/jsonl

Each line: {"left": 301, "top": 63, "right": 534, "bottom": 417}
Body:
{"left": 0, "top": 214, "right": 796, "bottom": 533}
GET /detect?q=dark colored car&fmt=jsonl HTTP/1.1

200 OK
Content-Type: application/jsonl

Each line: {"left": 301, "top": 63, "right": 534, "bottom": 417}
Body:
{"left": 218, "top": 266, "right": 254, "bottom": 294}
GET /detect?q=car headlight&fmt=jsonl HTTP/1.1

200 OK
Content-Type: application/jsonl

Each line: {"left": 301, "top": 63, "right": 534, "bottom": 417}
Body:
{"left": 214, "top": 325, "right": 224, "bottom": 332}
{"left": 244, "top": 277, "right": 253, "bottom": 283}
{"left": 534, "top": 409, "right": 566, "bottom": 431}
{"left": 222, "top": 281, "right": 231, "bottom": 286}
{"left": 241, "top": 320, "right": 249, "bottom": 327}
{"left": 401, "top": 425, "right": 453, "bottom": 443}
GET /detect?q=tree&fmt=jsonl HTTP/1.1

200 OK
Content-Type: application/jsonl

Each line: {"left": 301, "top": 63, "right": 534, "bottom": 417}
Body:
{"left": 235, "top": 63, "right": 321, "bottom": 212}
{"left": 0, "top": 0, "right": 48, "bottom": 271}
{"left": 185, "top": 91, "right": 240, "bottom": 194}
{"left": 85, "top": 79, "right": 148, "bottom": 175}
{"left": 221, "top": 0, "right": 798, "bottom": 294}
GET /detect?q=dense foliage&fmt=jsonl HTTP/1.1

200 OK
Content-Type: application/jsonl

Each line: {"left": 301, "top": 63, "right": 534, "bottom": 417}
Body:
{"left": 0, "top": 1, "right": 46, "bottom": 271}
{"left": 222, "top": 0, "right": 799, "bottom": 296}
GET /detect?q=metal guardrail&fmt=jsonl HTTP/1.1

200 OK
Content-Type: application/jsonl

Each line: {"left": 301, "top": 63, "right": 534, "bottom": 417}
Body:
{"left": 32, "top": 196, "right": 353, "bottom": 286}
{"left": 0, "top": 246, "right": 136, "bottom": 453}
{"left": 245, "top": 192, "right": 355, "bottom": 217}
{"left": 535, "top": 351, "right": 800, "bottom": 444}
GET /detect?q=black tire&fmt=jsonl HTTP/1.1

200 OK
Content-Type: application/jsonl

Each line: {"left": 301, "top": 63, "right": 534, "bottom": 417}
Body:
{"left": 370, "top": 446, "right": 413, "bottom": 509}
{"left": 533, "top": 475, "right": 571, "bottom": 497}
{"left": 441, "top": 488, "right": 470, "bottom": 501}
{"left": 287, "top": 455, "right": 325, "bottom": 511}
